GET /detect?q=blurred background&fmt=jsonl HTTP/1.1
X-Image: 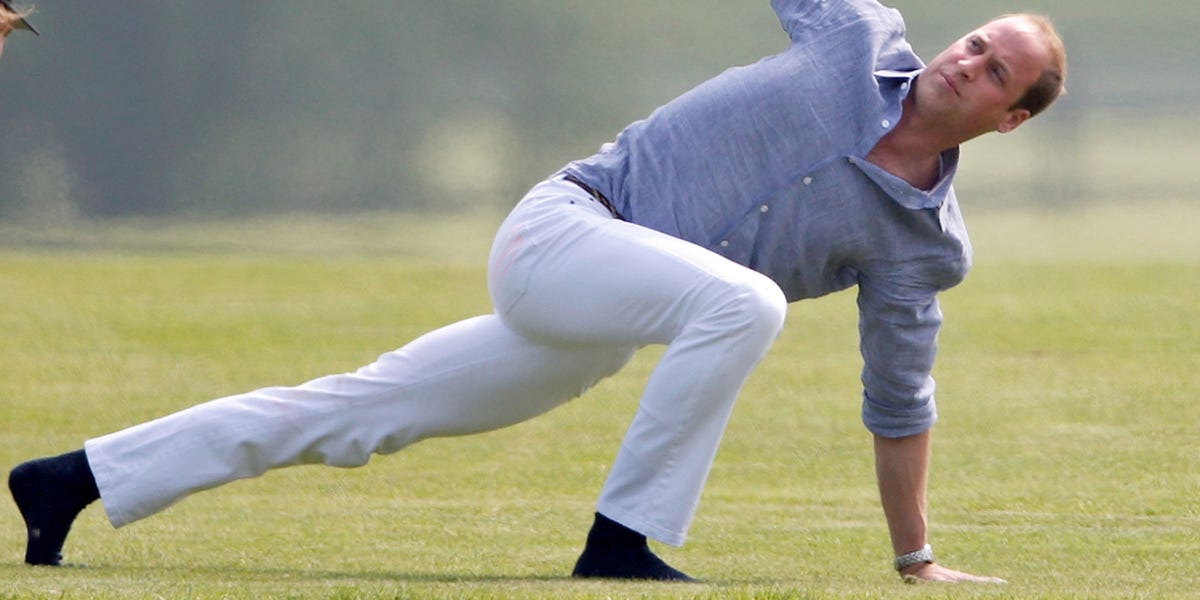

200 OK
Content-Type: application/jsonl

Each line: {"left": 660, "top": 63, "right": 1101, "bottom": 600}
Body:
{"left": 0, "top": 0, "right": 1195, "bottom": 225}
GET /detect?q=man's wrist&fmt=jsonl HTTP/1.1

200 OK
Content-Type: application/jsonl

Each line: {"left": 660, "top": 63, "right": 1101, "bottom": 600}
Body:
{"left": 893, "top": 544, "right": 935, "bottom": 572}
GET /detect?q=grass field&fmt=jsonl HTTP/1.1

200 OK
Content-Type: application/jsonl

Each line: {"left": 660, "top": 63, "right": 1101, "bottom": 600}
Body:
{"left": 1, "top": 200, "right": 1198, "bottom": 599}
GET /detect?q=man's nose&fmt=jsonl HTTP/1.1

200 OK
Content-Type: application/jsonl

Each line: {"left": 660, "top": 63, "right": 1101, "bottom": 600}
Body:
{"left": 957, "top": 55, "right": 982, "bottom": 80}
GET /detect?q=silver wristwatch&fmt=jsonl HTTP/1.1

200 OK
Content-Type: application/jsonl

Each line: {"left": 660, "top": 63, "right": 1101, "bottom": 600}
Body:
{"left": 893, "top": 544, "right": 935, "bottom": 571}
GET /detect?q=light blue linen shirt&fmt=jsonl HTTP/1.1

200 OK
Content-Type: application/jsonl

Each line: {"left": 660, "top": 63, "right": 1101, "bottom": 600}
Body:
{"left": 560, "top": 0, "right": 972, "bottom": 438}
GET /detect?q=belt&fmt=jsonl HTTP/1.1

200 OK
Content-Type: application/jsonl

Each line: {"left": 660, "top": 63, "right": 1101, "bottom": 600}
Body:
{"left": 563, "top": 174, "right": 625, "bottom": 221}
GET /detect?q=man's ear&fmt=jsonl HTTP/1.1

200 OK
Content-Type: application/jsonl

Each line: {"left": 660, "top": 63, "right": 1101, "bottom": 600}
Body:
{"left": 996, "top": 108, "right": 1032, "bottom": 134}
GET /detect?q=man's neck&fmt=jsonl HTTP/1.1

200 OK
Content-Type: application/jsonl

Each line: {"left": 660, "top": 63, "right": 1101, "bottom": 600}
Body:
{"left": 865, "top": 135, "right": 943, "bottom": 191}
{"left": 865, "top": 95, "right": 955, "bottom": 191}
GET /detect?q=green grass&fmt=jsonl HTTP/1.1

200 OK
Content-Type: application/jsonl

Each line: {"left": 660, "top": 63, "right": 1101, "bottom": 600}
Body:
{"left": 1, "top": 202, "right": 1198, "bottom": 598}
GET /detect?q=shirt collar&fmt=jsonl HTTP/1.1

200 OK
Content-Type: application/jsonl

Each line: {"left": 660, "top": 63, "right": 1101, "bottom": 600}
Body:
{"left": 848, "top": 146, "right": 960, "bottom": 211}
{"left": 856, "top": 67, "right": 958, "bottom": 210}
{"left": 875, "top": 68, "right": 921, "bottom": 93}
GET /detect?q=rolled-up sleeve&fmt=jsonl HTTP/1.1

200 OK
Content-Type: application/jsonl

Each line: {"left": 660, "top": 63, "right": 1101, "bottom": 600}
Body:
{"left": 855, "top": 271, "right": 942, "bottom": 438}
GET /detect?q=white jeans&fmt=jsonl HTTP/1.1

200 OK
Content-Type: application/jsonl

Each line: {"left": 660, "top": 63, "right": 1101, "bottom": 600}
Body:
{"left": 85, "top": 177, "right": 787, "bottom": 546}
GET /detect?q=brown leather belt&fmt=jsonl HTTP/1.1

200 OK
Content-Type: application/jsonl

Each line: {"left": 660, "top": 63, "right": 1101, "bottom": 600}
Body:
{"left": 563, "top": 174, "right": 625, "bottom": 221}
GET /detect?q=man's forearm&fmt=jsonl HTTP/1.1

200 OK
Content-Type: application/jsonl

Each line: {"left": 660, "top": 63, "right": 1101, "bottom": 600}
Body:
{"left": 873, "top": 430, "right": 932, "bottom": 555}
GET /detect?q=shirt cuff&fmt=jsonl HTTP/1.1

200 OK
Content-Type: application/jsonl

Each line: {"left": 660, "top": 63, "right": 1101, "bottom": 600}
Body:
{"left": 860, "top": 391, "right": 937, "bottom": 438}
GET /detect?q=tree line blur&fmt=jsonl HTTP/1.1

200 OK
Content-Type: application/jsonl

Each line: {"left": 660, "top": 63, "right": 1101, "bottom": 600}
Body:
{"left": 0, "top": 1, "right": 1194, "bottom": 221}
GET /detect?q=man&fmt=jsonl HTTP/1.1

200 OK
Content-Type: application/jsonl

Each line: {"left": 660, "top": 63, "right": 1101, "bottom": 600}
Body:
{"left": 9, "top": 0, "right": 1065, "bottom": 583}
{"left": 0, "top": 0, "right": 38, "bottom": 61}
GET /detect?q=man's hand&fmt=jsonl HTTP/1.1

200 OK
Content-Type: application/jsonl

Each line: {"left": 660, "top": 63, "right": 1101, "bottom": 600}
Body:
{"left": 899, "top": 562, "right": 1007, "bottom": 584}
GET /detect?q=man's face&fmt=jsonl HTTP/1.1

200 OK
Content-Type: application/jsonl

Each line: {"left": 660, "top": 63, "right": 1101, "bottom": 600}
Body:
{"left": 914, "top": 16, "right": 1052, "bottom": 140}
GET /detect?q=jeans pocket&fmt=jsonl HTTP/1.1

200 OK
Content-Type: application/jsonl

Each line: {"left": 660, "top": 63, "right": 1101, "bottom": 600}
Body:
{"left": 488, "top": 221, "right": 539, "bottom": 316}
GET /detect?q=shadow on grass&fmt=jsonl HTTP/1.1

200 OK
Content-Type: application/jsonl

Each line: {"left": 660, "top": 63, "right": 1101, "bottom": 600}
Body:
{"left": 3, "top": 560, "right": 786, "bottom": 587}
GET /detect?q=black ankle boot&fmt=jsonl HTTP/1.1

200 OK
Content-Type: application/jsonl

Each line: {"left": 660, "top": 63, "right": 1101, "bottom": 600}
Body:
{"left": 571, "top": 512, "right": 697, "bottom": 582}
{"left": 9, "top": 449, "right": 100, "bottom": 566}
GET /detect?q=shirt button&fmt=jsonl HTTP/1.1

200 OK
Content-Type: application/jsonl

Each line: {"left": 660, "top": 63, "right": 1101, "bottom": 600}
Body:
{"left": 802, "top": 176, "right": 813, "bottom": 185}
{"left": 760, "top": 205, "right": 769, "bottom": 213}
{"left": 720, "top": 240, "right": 730, "bottom": 248}
{"left": 881, "top": 119, "right": 891, "bottom": 129}
{"left": 900, "top": 81, "right": 909, "bottom": 90}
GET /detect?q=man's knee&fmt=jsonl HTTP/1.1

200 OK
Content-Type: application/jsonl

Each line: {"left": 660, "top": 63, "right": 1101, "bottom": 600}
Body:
{"left": 748, "top": 280, "right": 788, "bottom": 336}
{"left": 722, "top": 276, "right": 788, "bottom": 342}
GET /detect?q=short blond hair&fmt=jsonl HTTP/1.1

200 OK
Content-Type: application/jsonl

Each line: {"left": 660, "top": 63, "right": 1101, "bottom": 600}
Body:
{"left": 994, "top": 13, "right": 1068, "bottom": 118}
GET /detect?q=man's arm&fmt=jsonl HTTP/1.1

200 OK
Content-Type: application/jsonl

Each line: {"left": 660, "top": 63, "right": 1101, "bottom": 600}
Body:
{"left": 856, "top": 277, "right": 1004, "bottom": 582}
{"left": 875, "top": 431, "right": 1005, "bottom": 583}
{"left": 874, "top": 430, "right": 929, "bottom": 558}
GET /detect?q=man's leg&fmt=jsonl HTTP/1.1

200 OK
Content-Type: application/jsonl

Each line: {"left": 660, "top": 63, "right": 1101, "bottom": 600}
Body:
{"left": 490, "top": 178, "right": 788, "bottom": 578}
{"left": 11, "top": 314, "right": 634, "bottom": 564}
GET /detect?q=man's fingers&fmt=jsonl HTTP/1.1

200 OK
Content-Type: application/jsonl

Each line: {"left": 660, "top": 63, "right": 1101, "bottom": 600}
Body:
{"left": 902, "top": 563, "right": 1007, "bottom": 584}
